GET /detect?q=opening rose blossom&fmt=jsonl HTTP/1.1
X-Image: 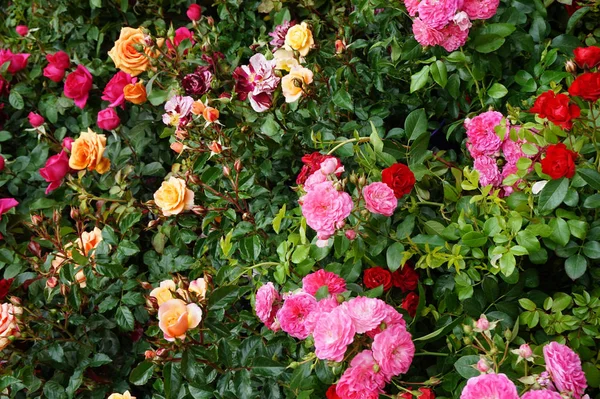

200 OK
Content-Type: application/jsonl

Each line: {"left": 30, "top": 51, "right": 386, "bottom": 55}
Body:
{"left": 63, "top": 64, "right": 93, "bottom": 109}
{"left": 108, "top": 391, "right": 136, "bottom": 399}
{"left": 187, "top": 4, "right": 202, "bottom": 21}
{"left": 123, "top": 81, "right": 147, "bottom": 104}
{"left": 0, "top": 302, "right": 22, "bottom": 351}
{"left": 153, "top": 176, "right": 195, "bottom": 216}
{"left": 0, "top": 198, "right": 19, "bottom": 220}
{"left": 157, "top": 298, "right": 202, "bottom": 341}
{"left": 284, "top": 22, "right": 314, "bottom": 56}
{"left": 149, "top": 280, "right": 176, "bottom": 306}
{"left": 39, "top": 150, "right": 70, "bottom": 194}
{"left": 0, "top": 49, "right": 30, "bottom": 74}
{"left": 15, "top": 25, "right": 28, "bottom": 36}
{"left": 189, "top": 278, "right": 207, "bottom": 300}
{"left": 97, "top": 108, "right": 121, "bottom": 130}
{"left": 102, "top": 71, "right": 135, "bottom": 108}
{"left": 28, "top": 112, "right": 45, "bottom": 128}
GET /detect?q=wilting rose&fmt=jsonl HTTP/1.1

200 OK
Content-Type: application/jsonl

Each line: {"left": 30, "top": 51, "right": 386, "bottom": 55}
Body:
{"left": 97, "top": 108, "right": 121, "bottom": 130}
{"left": 189, "top": 278, "right": 207, "bottom": 300}
{"left": 39, "top": 150, "right": 70, "bottom": 194}
{"left": 182, "top": 68, "right": 213, "bottom": 96}
{"left": 123, "top": 81, "right": 147, "bottom": 104}
{"left": 150, "top": 280, "right": 176, "bottom": 305}
{"left": 15, "top": 25, "right": 28, "bottom": 36}
{"left": 69, "top": 129, "right": 110, "bottom": 174}
{"left": 0, "top": 303, "right": 21, "bottom": 350}
{"left": 102, "top": 71, "right": 135, "bottom": 108}
{"left": 0, "top": 49, "right": 30, "bottom": 74}
{"left": 0, "top": 198, "right": 18, "bottom": 220}
{"left": 187, "top": 4, "right": 202, "bottom": 21}
{"left": 108, "top": 27, "right": 152, "bottom": 76}
{"left": 108, "top": 391, "right": 136, "bottom": 399}
{"left": 154, "top": 176, "right": 195, "bottom": 216}
{"left": 158, "top": 298, "right": 203, "bottom": 341}
{"left": 284, "top": 22, "right": 314, "bottom": 56}
{"left": 64, "top": 65, "right": 93, "bottom": 109}
{"left": 28, "top": 112, "right": 44, "bottom": 127}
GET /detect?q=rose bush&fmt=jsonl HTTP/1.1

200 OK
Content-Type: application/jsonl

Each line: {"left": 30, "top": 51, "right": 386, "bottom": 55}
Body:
{"left": 1, "top": 0, "right": 600, "bottom": 398}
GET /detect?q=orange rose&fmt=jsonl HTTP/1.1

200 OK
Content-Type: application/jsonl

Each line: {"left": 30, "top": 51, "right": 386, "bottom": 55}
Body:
{"left": 108, "top": 27, "right": 153, "bottom": 77}
{"left": 150, "top": 280, "right": 176, "bottom": 306}
{"left": 124, "top": 81, "right": 147, "bottom": 104}
{"left": 69, "top": 129, "right": 111, "bottom": 174}
{"left": 0, "top": 303, "right": 21, "bottom": 351}
{"left": 191, "top": 100, "right": 205, "bottom": 115}
{"left": 154, "top": 177, "right": 195, "bottom": 216}
{"left": 202, "top": 107, "right": 219, "bottom": 123}
{"left": 158, "top": 299, "right": 202, "bottom": 341}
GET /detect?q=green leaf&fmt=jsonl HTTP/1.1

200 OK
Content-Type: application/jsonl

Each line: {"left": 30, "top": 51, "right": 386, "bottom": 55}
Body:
{"left": 430, "top": 60, "right": 447, "bottom": 88}
{"left": 252, "top": 357, "right": 286, "bottom": 377}
{"left": 454, "top": 355, "right": 481, "bottom": 378}
{"left": 116, "top": 306, "right": 134, "bottom": 331}
{"left": 473, "top": 35, "right": 505, "bottom": 53}
{"left": 410, "top": 65, "right": 430, "bottom": 93}
{"left": 386, "top": 242, "right": 404, "bottom": 272}
{"left": 578, "top": 168, "right": 600, "bottom": 190}
{"left": 332, "top": 89, "right": 354, "bottom": 112}
{"left": 488, "top": 83, "right": 508, "bottom": 99}
{"left": 9, "top": 91, "right": 24, "bottom": 110}
{"left": 565, "top": 254, "right": 587, "bottom": 280}
{"left": 272, "top": 204, "right": 286, "bottom": 234}
{"left": 518, "top": 298, "right": 537, "bottom": 311}
{"left": 584, "top": 194, "right": 600, "bottom": 209}
{"left": 462, "top": 231, "right": 487, "bottom": 247}
{"left": 567, "top": 7, "right": 589, "bottom": 34}
{"left": 369, "top": 121, "right": 384, "bottom": 153}
{"left": 405, "top": 109, "right": 427, "bottom": 141}
{"left": 538, "top": 177, "right": 569, "bottom": 214}
{"left": 130, "top": 361, "right": 154, "bottom": 386}
{"left": 549, "top": 218, "right": 570, "bottom": 247}
{"left": 583, "top": 241, "right": 600, "bottom": 259}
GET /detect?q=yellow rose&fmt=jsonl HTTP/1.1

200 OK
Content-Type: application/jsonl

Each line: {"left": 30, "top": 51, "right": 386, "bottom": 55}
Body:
{"left": 274, "top": 49, "right": 299, "bottom": 72}
{"left": 154, "top": 177, "right": 195, "bottom": 217}
{"left": 124, "top": 81, "right": 147, "bottom": 104}
{"left": 158, "top": 299, "right": 202, "bottom": 341}
{"left": 284, "top": 22, "right": 314, "bottom": 57}
{"left": 150, "top": 280, "right": 177, "bottom": 306}
{"left": 281, "top": 66, "right": 313, "bottom": 103}
{"left": 69, "top": 128, "right": 111, "bottom": 174}
{"left": 108, "top": 391, "right": 136, "bottom": 399}
{"left": 108, "top": 27, "right": 152, "bottom": 77}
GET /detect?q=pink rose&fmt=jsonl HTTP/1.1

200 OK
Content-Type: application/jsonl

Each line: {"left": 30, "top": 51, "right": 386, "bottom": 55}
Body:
{"left": 519, "top": 344, "right": 533, "bottom": 359}
{"left": 313, "top": 306, "right": 355, "bottom": 361}
{"left": 343, "top": 297, "right": 388, "bottom": 333}
{"left": 418, "top": 0, "right": 460, "bottom": 29}
{"left": 543, "top": 342, "right": 587, "bottom": 398}
{"left": 62, "top": 137, "right": 74, "bottom": 151}
{"left": 304, "top": 295, "right": 340, "bottom": 334}
{"left": 168, "top": 27, "right": 195, "bottom": 50}
{"left": 101, "top": 71, "right": 135, "bottom": 108}
{"left": 460, "top": 373, "right": 519, "bottom": 399}
{"left": 363, "top": 182, "right": 397, "bottom": 216}
{"left": 475, "top": 315, "right": 490, "bottom": 331}
{"left": 0, "top": 198, "right": 18, "bottom": 220}
{"left": 300, "top": 181, "right": 353, "bottom": 241}
{"left": 336, "top": 350, "right": 387, "bottom": 399}
{"left": 97, "top": 108, "right": 121, "bottom": 130}
{"left": 477, "top": 358, "right": 490, "bottom": 373}
{"left": 366, "top": 303, "right": 407, "bottom": 338}
{"left": 276, "top": 292, "right": 316, "bottom": 339}
{"left": 473, "top": 156, "right": 501, "bottom": 187}
{"left": 43, "top": 64, "right": 66, "bottom": 82}
{"left": 158, "top": 299, "right": 203, "bottom": 341}
{"left": 39, "top": 151, "right": 70, "bottom": 194}
{"left": 345, "top": 230, "right": 357, "bottom": 240}
{"left": 439, "top": 22, "right": 470, "bottom": 52}
{"left": 187, "top": 4, "right": 202, "bottom": 20}
{"left": 0, "top": 49, "right": 30, "bottom": 74}
{"left": 372, "top": 324, "right": 415, "bottom": 379}
{"left": 461, "top": 0, "right": 500, "bottom": 20}
{"left": 255, "top": 282, "right": 282, "bottom": 331}
{"left": 413, "top": 18, "right": 444, "bottom": 47}
{"left": 64, "top": 65, "right": 93, "bottom": 109}
{"left": 302, "top": 269, "right": 347, "bottom": 296}
{"left": 464, "top": 111, "right": 504, "bottom": 156}
{"left": 453, "top": 11, "right": 472, "bottom": 30}
{"left": 405, "top": 0, "right": 420, "bottom": 16}
{"left": 46, "top": 51, "right": 70, "bottom": 70}
{"left": 521, "top": 391, "right": 563, "bottom": 399}
{"left": 0, "top": 303, "right": 21, "bottom": 351}
{"left": 0, "top": 155, "right": 4, "bottom": 172}
{"left": 15, "top": 25, "right": 28, "bottom": 36}
{"left": 28, "top": 112, "right": 44, "bottom": 128}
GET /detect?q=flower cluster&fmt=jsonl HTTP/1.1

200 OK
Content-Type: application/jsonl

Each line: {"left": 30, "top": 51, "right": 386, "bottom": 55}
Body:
{"left": 255, "top": 270, "right": 416, "bottom": 399}
{"left": 404, "top": 0, "right": 499, "bottom": 51}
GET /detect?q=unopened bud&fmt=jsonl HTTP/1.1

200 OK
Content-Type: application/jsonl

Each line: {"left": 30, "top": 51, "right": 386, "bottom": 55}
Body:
{"left": 463, "top": 337, "right": 472, "bottom": 345}
{"left": 145, "top": 350, "right": 156, "bottom": 360}
{"left": 202, "top": 107, "right": 219, "bottom": 123}
{"left": 31, "top": 214, "right": 43, "bottom": 226}
{"left": 504, "top": 329, "right": 512, "bottom": 340}
{"left": 349, "top": 173, "right": 357, "bottom": 184}
{"left": 476, "top": 358, "right": 490, "bottom": 373}
{"left": 53, "top": 209, "right": 61, "bottom": 225}
{"left": 234, "top": 159, "right": 242, "bottom": 172}
{"left": 335, "top": 39, "right": 346, "bottom": 54}
{"left": 336, "top": 294, "right": 345, "bottom": 304}
{"left": 156, "top": 348, "right": 169, "bottom": 358}
{"left": 463, "top": 325, "right": 472, "bottom": 334}
{"left": 28, "top": 240, "right": 42, "bottom": 258}
{"left": 208, "top": 141, "right": 222, "bottom": 154}
{"left": 147, "top": 219, "right": 160, "bottom": 229}
{"left": 192, "top": 205, "right": 207, "bottom": 215}
{"left": 144, "top": 35, "right": 155, "bottom": 47}
{"left": 170, "top": 142, "right": 185, "bottom": 154}
{"left": 9, "top": 296, "right": 21, "bottom": 306}
{"left": 132, "top": 43, "right": 144, "bottom": 53}
{"left": 223, "top": 165, "right": 231, "bottom": 177}
{"left": 46, "top": 277, "right": 58, "bottom": 288}
{"left": 141, "top": 282, "right": 153, "bottom": 290}
{"left": 60, "top": 284, "right": 69, "bottom": 296}
{"left": 345, "top": 230, "right": 357, "bottom": 240}
{"left": 565, "top": 60, "right": 577, "bottom": 74}
{"left": 206, "top": 16, "right": 214, "bottom": 27}
{"left": 147, "top": 296, "right": 159, "bottom": 310}
{"left": 358, "top": 176, "right": 367, "bottom": 187}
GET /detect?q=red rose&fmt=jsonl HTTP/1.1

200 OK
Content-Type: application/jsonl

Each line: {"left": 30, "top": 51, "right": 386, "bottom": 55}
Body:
{"left": 574, "top": 46, "right": 600, "bottom": 69}
{"left": 64, "top": 64, "right": 93, "bottom": 109}
{"left": 187, "top": 4, "right": 202, "bottom": 21}
{"left": 392, "top": 264, "right": 419, "bottom": 293}
{"left": 529, "top": 90, "right": 580, "bottom": 130}
{"left": 101, "top": 71, "right": 135, "bottom": 108}
{"left": 418, "top": 388, "right": 435, "bottom": 399}
{"left": 402, "top": 292, "right": 419, "bottom": 317}
{"left": 326, "top": 385, "right": 341, "bottom": 399}
{"left": 39, "top": 151, "right": 70, "bottom": 194}
{"left": 399, "top": 394, "right": 413, "bottom": 399}
{"left": 0, "top": 155, "right": 4, "bottom": 172}
{"left": 382, "top": 163, "right": 416, "bottom": 198}
{"left": 541, "top": 143, "right": 578, "bottom": 179}
{"left": 296, "top": 152, "right": 342, "bottom": 185}
{"left": 0, "top": 279, "right": 13, "bottom": 301}
{"left": 566, "top": 0, "right": 581, "bottom": 15}
{"left": 0, "top": 49, "right": 29, "bottom": 74}
{"left": 363, "top": 267, "right": 392, "bottom": 291}
{"left": 568, "top": 72, "right": 600, "bottom": 102}
{"left": 46, "top": 51, "right": 70, "bottom": 70}
{"left": 0, "top": 75, "right": 10, "bottom": 97}
{"left": 97, "top": 108, "right": 121, "bottom": 130}
{"left": 43, "top": 63, "right": 66, "bottom": 82}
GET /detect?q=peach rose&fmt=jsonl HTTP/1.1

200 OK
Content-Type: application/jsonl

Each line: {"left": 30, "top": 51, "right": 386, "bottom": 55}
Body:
{"left": 281, "top": 66, "right": 313, "bottom": 103}
{"left": 69, "top": 129, "right": 111, "bottom": 174}
{"left": 108, "top": 27, "right": 152, "bottom": 77}
{"left": 124, "top": 81, "right": 147, "bottom": 104}
{"left": 0, "top": 303, "right": 21, "bottom": 351}
{"left": 189, "top": 277, "right": 207, "bottom": 300}
{"left": 274, "top": 49, "right": 299, "bottom": 72}
{"left": 158, "top": 299, "right": 202, "bottom": 341}
{"left": 284, "top": 22, "right": 314, "bottom": 56}
{"left": 108, "top": 391, "right": 135, "bottom": 399}
{"left": 191, "top": 100, "right": 205, "bottom": 115}
{"left": 149, "top": 280, "right": 176, "bottom": 305}
{"left": 202, "top": 107, "right": 219, "bottom": 123}
{"left": 73, "top": 227, "right": 103, "bottom": 288}
{"left": 154, "top": 177, "right": 194, "bottom": 216}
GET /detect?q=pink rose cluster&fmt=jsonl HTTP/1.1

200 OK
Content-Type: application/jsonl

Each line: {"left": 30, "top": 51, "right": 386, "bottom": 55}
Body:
{"left": 255, "top": 270, "right": 415, "bottom": 399}
{"left": 404, "top": 0, "right": 499, "bottom": 51}
{"left": 464, "top": 111, "right": 531, "bottom": 196}
{"left": 461, "top": 342, "right": 587, "bottom": 399}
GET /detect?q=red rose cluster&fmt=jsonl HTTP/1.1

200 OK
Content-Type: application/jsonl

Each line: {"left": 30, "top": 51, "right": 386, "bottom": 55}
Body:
{"left": 568, "top": 46, "right": 600, "bottom": 103}
{"left": 363, "top": 264, "right": 420, "bottom": 316}
{"left": 529, "top": 91, "right": 580, "bottom": 130}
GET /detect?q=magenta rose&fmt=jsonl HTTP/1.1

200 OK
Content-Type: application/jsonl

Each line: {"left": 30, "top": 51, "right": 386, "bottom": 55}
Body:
{"left": 15, "top": 25, "right": 28, "bottom": 36}
{"left": 47, "top": 51, "right": 70, "bottom": 69}
{"left": 187, "top": 4, "right": 202, "bottom": 21}
{"left": 102, "top": 71, "right": 135, "bottom": 108}
{"left": 0, "top": 198, "right": 18, "bottom": 220}
{"left": 39, "top": 151, "right": 70, "bottom": 194}
{"left": 363, "top": 182, "right": 398, "bottom": 216}
{"left": 64, "top": 65, "right": 92, "bottom": 109}
{"left": 0, "top": 49, "right": 29, "bottom": 74}
{"left": 43, "top": 64, "right": 66, "bottom": 82}
{"left": 62, "top": 137, "right": 74, "bottom": 151}
{"left": 28, "top": 112, "right": 44, "bottom": 128}
{"left": 97, "top": 108, "right": 120, "bottom": 130}
{"left": 168, "top": 27, "right": 195, "bottom": 50}
{"left": 0, "top": 155, "right": 4, "bottom": 172}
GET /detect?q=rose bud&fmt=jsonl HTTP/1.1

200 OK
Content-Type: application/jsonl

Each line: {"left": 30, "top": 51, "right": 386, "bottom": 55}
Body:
{"left": 9, "top": 296, "right": 21, "bottom": 306}
{"left": 475, "top": 316, "right": 490, "bottom": 331}
{"left": 234, "top": 159, "right": 242, "bottom": 172}
{"left": 345, "top": 230, "right": 357, "bottom": 240}
{"left": 30, "top": 214, "right": 43, "bottom": 225}
{"left": 335, "top": 39, "right": 346, "bottom": 54}
{"left": 223, "top": 165, "right": 231, "bottom": 177}
{"left": 141, "top": 282, "right": 153, "bottom": 290}
{"left": 0, "top": 155, "right": 4, "bottom": 172}
{"left": 170, "top": 142, "right": 185, "bottom": 154}
{"left": 187, "top": 4, "right": 202, "bottom": 21}
{"left": 62, "top": 137, "right": 74, "bottom": 151}
{"left": 97, "top": 108, "right": 120, "bottom": 130}
{"left": 208, "top": 141, "right": 222, "bottom": 154}
{"left": 206, "top": 16, "right": 214, "bottom": 27}
{"left": 28, "top": 240, "right": 42, "bottom": 257}
{"left": 202, "top": 106, "right": 219, "bottom": 123}
{"left": 46, "top": 277, "right": 58, "bottom": 288}
{"left": 144, "top": 350, "right": 156, "bottom": 359}
{"left": 15, "top": 25, "right": 28, "bottom": 36}
{"left": 565, "top": 60, "right": 578, "bottom": 74}
{"left": 28, "top": 112, "right": 45, "bottom": 128}
{"left": 191, "top": 100, "right": 205, "bottom": 115}
{"left": 476, "top": 358, "right": 490, "bottom": 373}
